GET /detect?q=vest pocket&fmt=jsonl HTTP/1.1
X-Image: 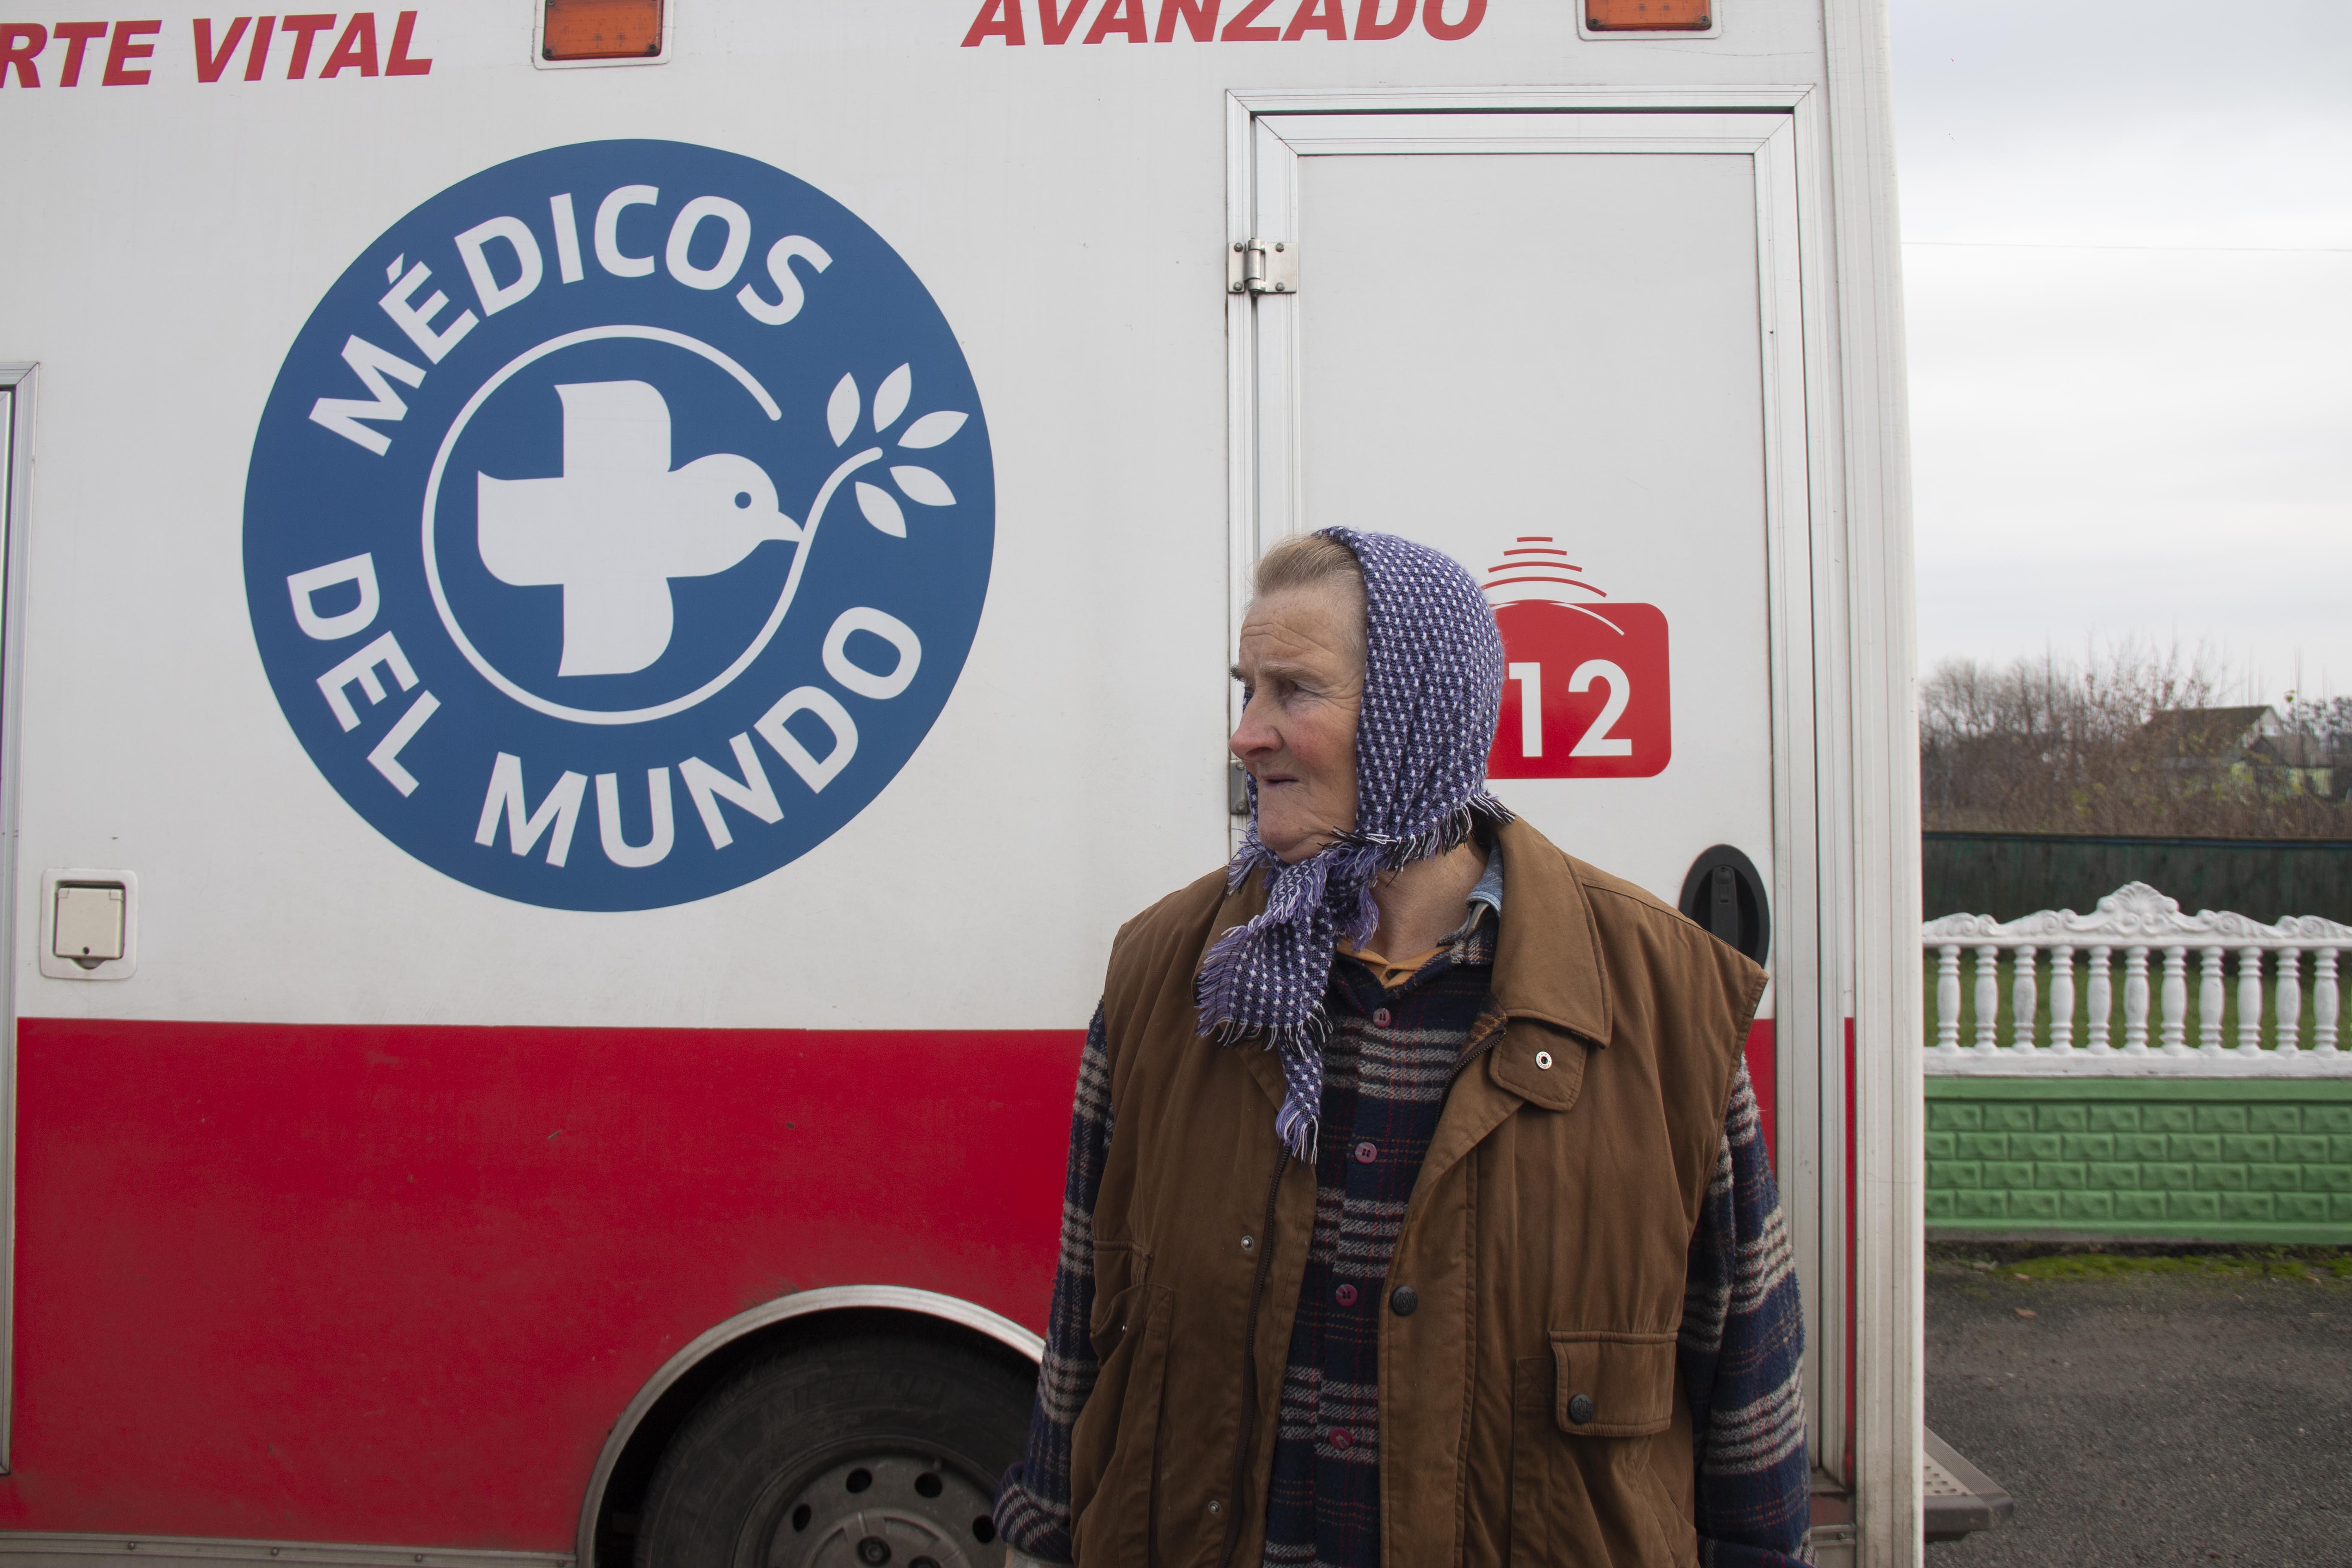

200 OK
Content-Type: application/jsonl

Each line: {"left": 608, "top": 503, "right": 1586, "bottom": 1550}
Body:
{"left": 1072, "top": 1278, "right": 1175, "bottom": 1565}
{"left": 1508, "top": 1338, "right": 1687, "bottom": 1565}
{"left": 1547, "top": 1331, "right": 1677, "bottom": 1438}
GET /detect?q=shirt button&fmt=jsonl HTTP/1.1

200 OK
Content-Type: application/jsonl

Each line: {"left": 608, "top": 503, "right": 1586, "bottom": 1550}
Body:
{"left": 1329, "top": 1428, "right": 1353, "bottom": 1450}
{"left": 1334, "top": 1283, "right": 1358, "bottom": 1307}
{"left": 1567, "top": 1393, "right": 1596, "bottom": 1425}
{"left": 1372, "top": 1007, "right": 1392, "bottom": 1026}
{"left": 1390, "top": 1285, "right": 1418, "bottom": 1317}
{"left": 1354, "top": 1140, "right": 1378, "bottom": 1165}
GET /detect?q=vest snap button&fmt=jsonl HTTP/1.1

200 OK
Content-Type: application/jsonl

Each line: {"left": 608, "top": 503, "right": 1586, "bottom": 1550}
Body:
{"left": 1568, "top": 1393, "right": 1596, "bottom": 1425}
{"left": 1241, "top": 1234, "right": 1255, "bottom": 1251}
{"left": 1535, "top": 1050, "right": 1554, "bottom": 1070}
{"left": 1390, "top": 1284, "right": 1418, "bottom": 1317}
{"left": 1207, "top": 1499, "right": 1223, "bottom": 1516}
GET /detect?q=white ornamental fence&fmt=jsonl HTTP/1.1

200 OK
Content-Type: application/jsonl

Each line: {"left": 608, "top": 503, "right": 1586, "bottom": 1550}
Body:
{"left": 1923, "top": 883, "right": 2352, "bottom": 1077}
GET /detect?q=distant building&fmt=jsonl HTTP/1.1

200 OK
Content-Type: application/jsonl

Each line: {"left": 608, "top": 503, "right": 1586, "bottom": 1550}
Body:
{"left": 2141, "top": 705, "right": 2343, "bottom": 800}
{"left": 2254, "top": 730, "right": 2342, "bottom": 801}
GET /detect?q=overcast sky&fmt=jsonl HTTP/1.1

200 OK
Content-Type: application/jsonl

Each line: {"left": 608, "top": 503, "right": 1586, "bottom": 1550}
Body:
{"left": 1890, "top": 0, "right": 2352, "bottom": 704}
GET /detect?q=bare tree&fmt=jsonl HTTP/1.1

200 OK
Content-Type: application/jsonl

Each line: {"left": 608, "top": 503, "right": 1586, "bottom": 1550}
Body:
{"left": 2282, "top": 691, "right": 2352, "bottom": 757}
{"left": 1920, "top": 643, "right": 2350, "bottom": 836}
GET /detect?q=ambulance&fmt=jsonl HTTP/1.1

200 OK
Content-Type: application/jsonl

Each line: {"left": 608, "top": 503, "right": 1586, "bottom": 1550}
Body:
{"left": 0, "top": 1, "right": 1936, "bottom": 1563}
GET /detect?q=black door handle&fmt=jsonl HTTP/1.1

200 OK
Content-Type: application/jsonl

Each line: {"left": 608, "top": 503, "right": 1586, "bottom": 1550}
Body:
{"left": 1678, "top": 845, "right": 1770, "bottom": 965}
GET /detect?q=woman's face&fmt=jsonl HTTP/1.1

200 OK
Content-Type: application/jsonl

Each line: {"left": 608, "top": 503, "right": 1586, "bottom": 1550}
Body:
{"left": 1229, "top": 581, "right": 1365, "bottom": 864}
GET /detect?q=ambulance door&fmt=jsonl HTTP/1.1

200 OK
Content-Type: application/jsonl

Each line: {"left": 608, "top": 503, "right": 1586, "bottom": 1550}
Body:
{"left": 1227, "top": 100, "right": 1843, "bottom": 1479}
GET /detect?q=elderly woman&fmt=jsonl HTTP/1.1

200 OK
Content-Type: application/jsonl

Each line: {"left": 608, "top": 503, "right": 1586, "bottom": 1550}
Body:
{"left": 994, "top": 530, "right": 1810, "bottom": 1567}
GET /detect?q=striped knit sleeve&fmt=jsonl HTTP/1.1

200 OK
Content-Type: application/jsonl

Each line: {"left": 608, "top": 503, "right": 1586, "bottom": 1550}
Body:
{"left": 992, "top": 1003, "right": 1115, "bottom": 1565}
{"left": 1681, "top": 1062, "right": 1814, "bottom": 1568}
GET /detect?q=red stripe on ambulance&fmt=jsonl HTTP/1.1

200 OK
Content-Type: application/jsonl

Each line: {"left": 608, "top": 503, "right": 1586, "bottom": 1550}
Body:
{"left": 3, "top": 1020, "right": 1075, "bottom": 1542}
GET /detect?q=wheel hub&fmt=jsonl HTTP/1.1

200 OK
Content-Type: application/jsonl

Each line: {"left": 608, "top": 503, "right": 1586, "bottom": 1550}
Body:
{"left": 760, "top": 1452, "right": 1000, "bottom": 1568}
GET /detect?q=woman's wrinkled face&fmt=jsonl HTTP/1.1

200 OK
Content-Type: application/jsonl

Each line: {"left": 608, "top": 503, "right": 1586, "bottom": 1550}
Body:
{"left": 1229, "top": 582, "right": 1366, "bottom": 864}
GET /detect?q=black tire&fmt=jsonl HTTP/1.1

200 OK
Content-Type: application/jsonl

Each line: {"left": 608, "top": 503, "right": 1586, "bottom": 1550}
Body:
{"left": 635, "top": 1329, "right": 1034, "bottom": 1568}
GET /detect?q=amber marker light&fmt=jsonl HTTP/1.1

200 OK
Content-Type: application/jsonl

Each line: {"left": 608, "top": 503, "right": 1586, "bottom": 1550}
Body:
{"left": 1585, "top": 0, "right": 1712, "bottom": 29}
{"left": 544, "top": 0, "right": 665, "bottom": 60}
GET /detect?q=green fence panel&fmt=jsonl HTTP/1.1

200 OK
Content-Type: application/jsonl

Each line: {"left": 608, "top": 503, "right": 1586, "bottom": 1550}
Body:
{"left": 1925, "top": 1079, "right": 2352, "bottom": 1244}
{"left": 1923, "top": 833, "right": 2352, "bottom": 924}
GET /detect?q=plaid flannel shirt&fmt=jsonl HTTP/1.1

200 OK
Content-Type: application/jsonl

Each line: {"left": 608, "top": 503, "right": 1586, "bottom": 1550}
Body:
{"left": 995, "top": 860, "right": 1811, "bottom": 1567}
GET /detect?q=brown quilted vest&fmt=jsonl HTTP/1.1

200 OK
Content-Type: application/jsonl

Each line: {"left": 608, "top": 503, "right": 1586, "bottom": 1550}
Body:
{"left": 1067, "top": 816, "right": 1765, "bottom": 1568}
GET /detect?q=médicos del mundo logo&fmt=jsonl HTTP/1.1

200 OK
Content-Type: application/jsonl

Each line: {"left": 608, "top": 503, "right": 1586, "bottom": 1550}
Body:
{"left": 244, "top": 141, "right": 993, "bottom": 911}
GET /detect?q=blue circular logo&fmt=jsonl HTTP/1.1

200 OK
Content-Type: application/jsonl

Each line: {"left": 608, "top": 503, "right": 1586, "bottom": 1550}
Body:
{"left": 244, "top": 141, "right": 994, "bottom": 911}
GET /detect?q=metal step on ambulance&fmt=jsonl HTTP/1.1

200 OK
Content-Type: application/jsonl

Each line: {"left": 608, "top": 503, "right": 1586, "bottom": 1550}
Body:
{"left": 1922, "top": 1429, "right": 2014, "bottom": 1544}
{"left": 1812, "top": 1429, "right": 2013, "bottom": 1562}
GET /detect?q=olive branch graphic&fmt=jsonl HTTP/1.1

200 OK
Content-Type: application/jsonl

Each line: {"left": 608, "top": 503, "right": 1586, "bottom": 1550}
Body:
{"left": 798, "top": 363, "right": 968, "bottom": 542}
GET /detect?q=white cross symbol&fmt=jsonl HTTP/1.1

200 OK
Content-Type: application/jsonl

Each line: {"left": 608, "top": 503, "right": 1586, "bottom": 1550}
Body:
{"left": 475, "top": 380, "right": 802, "bottom": 677}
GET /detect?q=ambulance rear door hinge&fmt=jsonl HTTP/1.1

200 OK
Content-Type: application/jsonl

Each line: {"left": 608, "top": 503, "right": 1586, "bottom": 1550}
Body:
{"left": 1228, "top": 238, "right": 1298, "bottom": 296}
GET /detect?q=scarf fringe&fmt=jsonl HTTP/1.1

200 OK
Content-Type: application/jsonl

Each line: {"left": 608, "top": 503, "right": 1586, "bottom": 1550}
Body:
{"left": 1274, "top": 1099, "right": 1319, "bottom": 1164}
{"left": 1337, "top": 790, "right": 1516, "bottom": 868}
{"left": 1198, "top": 1006, "right": 1328, "bottom": 1161}
{"left": 1197, "top": 1006, "right": 1332, "bottom": 1053}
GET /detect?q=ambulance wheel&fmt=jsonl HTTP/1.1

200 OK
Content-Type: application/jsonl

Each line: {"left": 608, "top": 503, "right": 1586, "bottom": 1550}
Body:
{"left": 635, "top": 1330, "right": 1033, "bottom": 1568}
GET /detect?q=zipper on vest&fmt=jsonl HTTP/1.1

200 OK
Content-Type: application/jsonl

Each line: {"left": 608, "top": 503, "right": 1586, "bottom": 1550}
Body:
{"left": 1443, "top": 1003, "right": 1513, "bottom": 1097}
{"left": 1219, "top": 1149, "right": 1289, "bottom": 1568}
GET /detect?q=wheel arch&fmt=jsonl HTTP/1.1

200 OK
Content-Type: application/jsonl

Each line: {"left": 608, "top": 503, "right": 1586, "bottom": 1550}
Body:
{"left": 576, "top": 1286, "right": 1043, "bottom": 1568}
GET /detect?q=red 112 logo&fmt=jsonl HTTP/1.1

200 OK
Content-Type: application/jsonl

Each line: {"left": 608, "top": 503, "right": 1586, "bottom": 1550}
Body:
{"left": 1482, "top": 536, "right": 1671, "bottom": 779}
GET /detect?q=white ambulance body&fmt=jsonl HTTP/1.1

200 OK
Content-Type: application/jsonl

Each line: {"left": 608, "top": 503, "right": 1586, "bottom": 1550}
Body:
{"left": 0, "top": 2, "right": 1925, "bottom": 1564}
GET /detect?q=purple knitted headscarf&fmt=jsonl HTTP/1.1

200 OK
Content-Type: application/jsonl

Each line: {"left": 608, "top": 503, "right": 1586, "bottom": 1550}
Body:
{"left": 1196, "top": 527, "right": 1511, "bottom": 1160}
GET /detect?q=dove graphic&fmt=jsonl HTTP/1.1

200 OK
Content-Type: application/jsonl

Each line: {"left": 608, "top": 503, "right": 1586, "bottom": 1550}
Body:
{"left": 476, "top": 380, "right": 803, "bottom": 678}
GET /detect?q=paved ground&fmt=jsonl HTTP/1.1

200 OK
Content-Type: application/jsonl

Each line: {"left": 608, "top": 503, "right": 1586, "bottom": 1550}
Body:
{"left": 1924, "top": 1253, "right": 2352, "bottom": 1566}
